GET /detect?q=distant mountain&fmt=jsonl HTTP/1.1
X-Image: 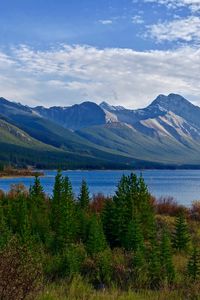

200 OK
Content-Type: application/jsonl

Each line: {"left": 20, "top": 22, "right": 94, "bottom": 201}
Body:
{"left": 0, "top": 98, "right": 134, "bottom": 168}
{"left": 0, "top": 117, "right": 71, "bottom": 168}
{"left": 1, "top": 93, "right": 200, "bottom": 169}
{"left": 100, "top": 93, "right": 200, "bottom": 142}
{"left": 34, "top": 101, "right": 106, "bottom": 130}
{"left": 147, "top": 93, "right": 200, "bottom": 128}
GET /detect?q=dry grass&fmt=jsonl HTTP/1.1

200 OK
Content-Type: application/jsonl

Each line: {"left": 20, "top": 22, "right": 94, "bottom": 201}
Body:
{"left": 37, "top": 276, "right": 187, "bottom": 300}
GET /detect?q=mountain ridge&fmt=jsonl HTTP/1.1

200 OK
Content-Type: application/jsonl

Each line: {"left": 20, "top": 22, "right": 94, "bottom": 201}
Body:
{"left": 1, "top": 93, "right": 200, "bottom": 168}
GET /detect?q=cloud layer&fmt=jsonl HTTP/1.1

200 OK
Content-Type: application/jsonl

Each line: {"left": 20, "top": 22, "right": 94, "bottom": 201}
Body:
{"left": 0, "top": 44, "right": 199, "bottom": 108}
{"left": 144, "top": 0, "right": 200, "bottom": 12}
{"left": 148, "top": 16, "right": 200, "bottom": 43}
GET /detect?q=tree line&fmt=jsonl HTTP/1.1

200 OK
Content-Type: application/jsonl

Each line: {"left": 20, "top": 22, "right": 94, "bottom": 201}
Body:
{"left": 0, "top": 171, "right": 199, "bottom": 299}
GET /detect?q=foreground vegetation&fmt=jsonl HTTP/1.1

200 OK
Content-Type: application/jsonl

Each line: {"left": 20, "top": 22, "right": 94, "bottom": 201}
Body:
{"left": 1, "top": 171, "right": 200, "bottom": 299}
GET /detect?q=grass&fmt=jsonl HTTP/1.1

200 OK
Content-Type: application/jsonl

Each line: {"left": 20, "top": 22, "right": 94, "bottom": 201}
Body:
{"left": 36, "top": 276, "right": 188, "bottom": 300}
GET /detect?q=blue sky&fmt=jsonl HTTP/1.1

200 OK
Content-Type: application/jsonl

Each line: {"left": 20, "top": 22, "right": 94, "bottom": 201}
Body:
{"left": 0, "top": 0, "right": 194, "bottom": 49}
{"left": 0, "top": 0, "right": 199, "bottom": 107}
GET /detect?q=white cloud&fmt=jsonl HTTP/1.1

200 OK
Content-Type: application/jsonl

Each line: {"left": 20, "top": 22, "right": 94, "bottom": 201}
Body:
{"left": 144, "top": 0, "right": 200, "bottom": 12}
{"left": 148, "top": 16, "right": 200, "bottom": 42}
{"left": 0, "top": 44, "right": 199, "bottom": 108}
{"left": 132, "top": 15, "right": 144, "bottom": 24}
{"left": 98, "top": 19, "right": 113, "bottom": 25}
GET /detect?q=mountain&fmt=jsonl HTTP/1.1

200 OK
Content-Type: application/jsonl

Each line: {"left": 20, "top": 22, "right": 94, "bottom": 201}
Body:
{"left": 0, "top": 117, "right": 70, "bottom": 168}
{"left": 79, "top": 93, "right": 200, "bottom": 165}
{"left": 148, "top": 94, "right": 200, "bottom": 127}
{"left": 1, "top": 93, "right": 200, "bottom": 169}
{"left": 34, "top": 101, "right": 106, "bottom": 130}
{"left": 100, "top": 94, "right": 200, "bottom": 141}
{"left": 0, "top": 98, "right": 134, "bottom": 168}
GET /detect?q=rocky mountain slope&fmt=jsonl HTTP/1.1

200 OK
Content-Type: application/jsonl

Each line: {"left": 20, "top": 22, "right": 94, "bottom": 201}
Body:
{"left": 1, "top": 94, "right": 200, "bottom": 168}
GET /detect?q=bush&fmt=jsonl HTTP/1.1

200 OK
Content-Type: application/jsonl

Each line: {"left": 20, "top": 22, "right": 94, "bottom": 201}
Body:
{"left": 190, "top": 201, "right": 200, "bottom": 221}
{"left": 44, "top": 244, "right": 86, "bottom": 280}
{"left": 61, "top": 244, "right": 87, "bottom": 278}
{"left": 82, "top": 249, "right": 112, "bottom": 288}
{"left": 111, "top": 248, "right": 130, "bottom": 289}
{"left": 155, "top": 197, "right": 188, "bottom": 217}
{"left": 8, "top": 183, "right": 28, "bottom": 199}
{"left": 90, "top": 193, "right": 109, "bottom": 214}
{"left": 95, "top": 249, "right": 113, "bottom": 286}
{"left": 0, "top": 237, "right": 43, "bottom": 300}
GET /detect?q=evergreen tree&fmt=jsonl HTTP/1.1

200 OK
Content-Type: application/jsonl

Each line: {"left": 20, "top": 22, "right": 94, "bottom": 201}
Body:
{"left": 78, "top": 180, "right": 90, "bottom": 211}
{"left": 132, "top": 247, "right": 147, "bottom": 288}
{"left": 86, "top": 215, "right": 107, "bottom": 255}
{"left": 112, "top": 173, "right": 156, "bottom": 246}
{"left": 148, "top": 239, "right": 161, "bottom": 289}
{"left": 133, "top": 247, "right": 145, "bottom": 270}
{"left": 138, "top": 175, "right": 156, "bottom": 241}
{"left": 19, "top": 196, "right": 31, "bottom": 243}
{"left": 188, "top": 246, "right": 200, "bottom": 280}
{"left": 102, "top": 199, "right": 115, "bottom": 247}
{"left": 125, "top": 214, "right": 144, "bottom": 252}
{"left": 112, "top": 175, "right": 130, "bottom": 246}
{"left": 77, "top": 180, "right": 90, "bottom": 243}
{"left": 58, "top": 177, "right": 77, "bottom": 248}
{"left": 51, "top": 169, "right": 63, "bottom": 230}
{"left": 128, "top": 173, "right": 139, "bottom": 218}
{"left": 29, "top": 175, "right": 44, "bottom": 200}
{"left": 173, "top": 213, "right": 190, "bottom": 252}
{"left": 29, "top": 176, "right": 50, "bottom": 244}
{"left": 77, "top": 209, "right": 90, "bottom": 244}
{"left": 160, "top": 229, "right": 175, "bottom": 284}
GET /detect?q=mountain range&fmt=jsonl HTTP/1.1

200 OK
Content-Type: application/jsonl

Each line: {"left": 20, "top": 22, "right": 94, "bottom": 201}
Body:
{"left": 1, "top": 93, "right": 200, "bottom": 169}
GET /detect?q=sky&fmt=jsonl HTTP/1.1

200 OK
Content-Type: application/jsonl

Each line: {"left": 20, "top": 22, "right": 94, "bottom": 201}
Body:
{"left": 0, "top": 0, "right": 199, "bottom": 108}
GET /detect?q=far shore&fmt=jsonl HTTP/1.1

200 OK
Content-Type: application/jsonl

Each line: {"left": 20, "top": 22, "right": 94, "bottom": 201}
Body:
{"left": 0, "top": 168, "right": 44, "bottom": 178}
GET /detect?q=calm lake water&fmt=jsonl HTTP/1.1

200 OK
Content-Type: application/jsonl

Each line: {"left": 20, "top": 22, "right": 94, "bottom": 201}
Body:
{"left": 0, "top": 169, "right": 200, "bottom": 206}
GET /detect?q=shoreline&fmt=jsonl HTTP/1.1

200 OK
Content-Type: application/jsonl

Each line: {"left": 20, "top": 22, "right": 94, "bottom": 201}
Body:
{"left": 2, "top": 168, "right": 200, "bottom": 177}
{"left": 0, "top": 170, "right": 44, "bottom": 178}
{"left": 0, "top": 175, "right": 42, "bottom": 179}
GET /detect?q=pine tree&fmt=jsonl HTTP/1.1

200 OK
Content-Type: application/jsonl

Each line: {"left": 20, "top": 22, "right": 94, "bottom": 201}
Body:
{"left": 138, "top": 175, "right": 156, "bottom": 241}
{"left": 51, "top": 169, "right": 63, "bottom": 230}
{"left": 125, "top": 214, "right": 144, "bottom": 252}
{"left": 128, "top": 173, "right": 139, "bottom": 217}
{"left": 102, "top": 199, "right": 115, "bottom": 247}
{"left": 29, "top": 176, "right": 50, "bottom": 244}
{"left": 86, "top": 215, "right": 107, "bottom": 255}
{"left": 160, "top": 229, "right": 175, "bottom": 284}
{"left": 148, "top": 239, "right": 161, "bottom": 289}
{"left": 58, "top": 176, "right": 77, "bottom": 248}
{"left": 173, "top": 213, "right": 190, "bottom": 251}
{"left": 19, "top": 196, "right": 31, "bottom": 243}
{"left": 77, "top": 208, "right": 90, "bottom": 243}
{"left": 77, "top": 180, "right": 90, "bottom": 243}
{"left": 29, "top": 175, "right": 44, "bottom": 200}
{"left": 133, "top": 247, "right": 145, "bottom": 270}
{"left": 188, "top": 246, "right": 200, "bottom": 280}
{"left": 78, "top": 180, "right": 90, "bottom": 211}
{"left": 112, "top": 175, "right": 130, "bottom": 246}
{"left": 132, "top": 248, "right": 147, "bottom": 288}
{"left": 53, "top": 169, "right": 63, "bottom": 201}
{"left": 112, "top": 173, "right": 156, "bottom": 247}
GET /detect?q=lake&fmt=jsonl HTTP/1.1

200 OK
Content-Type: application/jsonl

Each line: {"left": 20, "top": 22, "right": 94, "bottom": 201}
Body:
{"left": 0, "top": 169, "right": 200, "bottom": 206}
